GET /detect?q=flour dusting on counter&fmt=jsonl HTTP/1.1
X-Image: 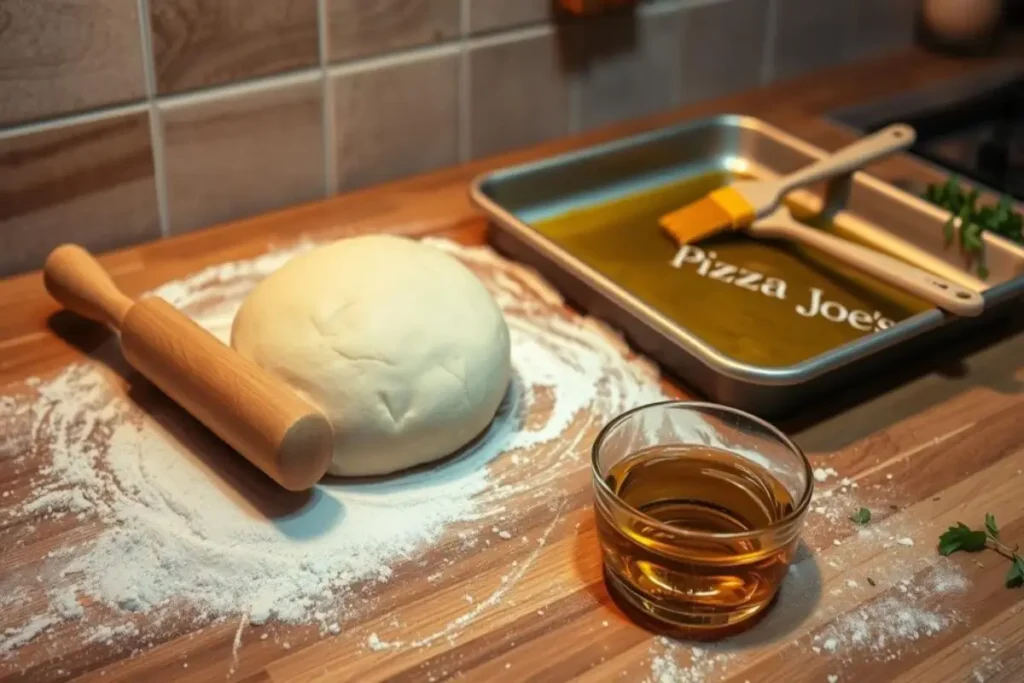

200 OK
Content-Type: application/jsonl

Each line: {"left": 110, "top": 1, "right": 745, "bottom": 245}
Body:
{"left": 637, "top": 465, "right": 972, "bottom": 683}
{"left": 0, "top": 238, "right": 985, "bottom": 681}
{"left": 0, "top": 238, "right": 664, "bottom": 669}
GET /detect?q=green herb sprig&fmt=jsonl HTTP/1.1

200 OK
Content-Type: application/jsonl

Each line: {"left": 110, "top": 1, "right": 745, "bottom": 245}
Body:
{"left": 938, "top": 514, "right": 1024, "bottom": 588}
{"left": 849, "top": 507, "right": 871, "bottom": 525}
{"left": 924, "top": 176, "right": 1023, "bottom": 280}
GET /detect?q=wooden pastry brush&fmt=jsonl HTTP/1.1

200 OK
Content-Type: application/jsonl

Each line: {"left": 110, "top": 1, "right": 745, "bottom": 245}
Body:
{"left": 659, "top": 123, "right": 916, "bottom": 244}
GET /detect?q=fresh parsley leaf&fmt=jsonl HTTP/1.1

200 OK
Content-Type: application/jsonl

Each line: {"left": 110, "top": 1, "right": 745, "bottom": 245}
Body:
{"left": 944, "top": 175, "right": 960, "bottom": 200}
{"left": 985, "top": 513, "right": 999, "bottom": 540}
{"left": 850, "top": 507, "right": 871, "bottom": 525}
{"left": 966, "top": 188, "right": 980, "bottom": 212}
{"left": 1007, "top": 555, "right": 1024, "bottom": 589}
{"left": 938, "top": 522, "right": 988, "bottom": 555}
{"left": 964, "top": 223, "right": 984, "bottom": 252}
{"left": 924, "top": 178, "right": 1024, "bottom": 281}
{"left": 957, "top": 206, "right": 974, "bottom": 251}
{"left": 942, "top": 515, "right": 1022, "bottom": 589}
{"left": 943, "top": 216, "right": 956, "bottom": 245}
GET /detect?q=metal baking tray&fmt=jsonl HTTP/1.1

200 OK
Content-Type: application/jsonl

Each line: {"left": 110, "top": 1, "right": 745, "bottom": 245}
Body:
{"left": 470, "top": 115, "right": 1024, "bottom": 417}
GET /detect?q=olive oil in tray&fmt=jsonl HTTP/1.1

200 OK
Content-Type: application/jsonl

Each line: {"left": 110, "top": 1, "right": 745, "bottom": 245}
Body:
{"left": 533, "top": 172, "right": 931, "bottom": 368}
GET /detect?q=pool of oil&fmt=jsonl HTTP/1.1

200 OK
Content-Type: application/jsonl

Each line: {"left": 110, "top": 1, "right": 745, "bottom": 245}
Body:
{"left": 532, "top": 172, "right": 932, "bottom": 368}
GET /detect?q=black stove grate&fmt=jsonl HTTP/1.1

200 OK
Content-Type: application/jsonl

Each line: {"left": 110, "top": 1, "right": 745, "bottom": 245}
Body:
{"left": 866, "top": 76, "right": 1024, "bottom": 200}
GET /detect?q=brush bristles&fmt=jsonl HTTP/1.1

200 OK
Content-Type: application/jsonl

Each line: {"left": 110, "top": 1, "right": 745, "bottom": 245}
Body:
{"left": 659, "top": 186, "right": 756, "bottom": 245}
{"left": 658, "top": 195, "right": 734, "bottom": 245}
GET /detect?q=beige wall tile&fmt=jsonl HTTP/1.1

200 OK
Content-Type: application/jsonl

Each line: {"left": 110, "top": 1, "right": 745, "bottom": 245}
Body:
{"left": 149, "top": 0, "right": 320, "bottom": 95}
{"left": 852, "top": 0, "right": 917, "bottom": 59}
{"left": 160, "top": 77, "right": 325, "bottom": 234}
{"left": 0, "top": 0, "right": 146, "bottom": 127}
{"left": 326, "top": 0, "right": 460, "bottom": 63}
{"left": 0, "top": 111, "right": 160, "bottom": 276}
{"left": 774, "top": 0, "right": 858, "bottom": 81}
{"left": 469, "top": 32, "right": 571, "bottom": 159}
{"left": 333, "top": 53, "right": 459, "bottom": 191}
{"left": 468, "top": 0, "right": 553, "bottom": 34}
{"left": 572, "top": 11, "right": 682, "bottom": 130}
{"left": 680, "top": 0, "right": 769, "bottom": 103}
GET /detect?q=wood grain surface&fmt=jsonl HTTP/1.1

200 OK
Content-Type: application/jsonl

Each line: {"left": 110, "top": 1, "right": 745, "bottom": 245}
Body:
{"left": 149, "top": 0, "right": 320, "bottom": 95}
{"left": 0, "top": 110, "right": 161, "bottom": 277}
{"left": 2, "top": 45, "right": 1024, "bottom": 682}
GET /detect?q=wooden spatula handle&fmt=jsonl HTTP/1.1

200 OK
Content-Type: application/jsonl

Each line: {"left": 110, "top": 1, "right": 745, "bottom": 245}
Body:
{"left": 44, "top": 244, "right": 134, "bottom": 328}
{"left": 43, "top": 244, "right": 334, "bottom": 491}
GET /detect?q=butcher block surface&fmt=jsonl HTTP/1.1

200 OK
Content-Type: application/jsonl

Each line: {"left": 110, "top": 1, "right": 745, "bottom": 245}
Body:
{"left": 2, "top": 45, "right": 1024, "bottom": 682}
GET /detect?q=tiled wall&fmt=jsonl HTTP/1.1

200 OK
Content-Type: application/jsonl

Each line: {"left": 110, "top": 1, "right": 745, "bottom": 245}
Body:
{"left": 0, "top": 0, "right": 916, "bottom": 277}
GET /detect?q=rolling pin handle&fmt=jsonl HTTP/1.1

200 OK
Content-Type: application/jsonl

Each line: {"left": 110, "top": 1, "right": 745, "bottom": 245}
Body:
{"left": 44, "top": 244, "right": 134, "bottom": 329}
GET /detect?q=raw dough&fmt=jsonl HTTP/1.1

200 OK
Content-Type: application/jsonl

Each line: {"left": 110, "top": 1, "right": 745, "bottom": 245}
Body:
{"left": 231, "top": 235, "right": 511, "bottom": 477}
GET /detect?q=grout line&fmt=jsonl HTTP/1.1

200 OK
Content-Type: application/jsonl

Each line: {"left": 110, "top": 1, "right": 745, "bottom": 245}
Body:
{"left": 136, "top": 0, "right": 170, "bottom": 237}
{"left": 460, "top": 0, "right": 470, "bottom": 37}
{"left": 643, "top": 0, "right": 733, "bottom": 14}
{"left": 327, "top": 42, "right": 462, "bottom": 77}
{"left": 0, "top": 101, "right": 149, "bottom": 139}
{"left": 458, "top": 0, "right": 471, "bottom": 162}
{"left": 318, "top": 0, "right": 337, "bottom": 195}
{"left": 643, "top": 0, "right": 728, "bottom": 14}
{"left": 157, "top": 68, "right": 322, "bottom": 109}
{"left": 669, "top": 4, "right": 685, "bottom": 108}
{"left": 465, "top": 22, "right": 555, "bottom": 49}
{"left": 0, "top": 22, "right": 553, "bottom": 142}
{"left": 465, "top": 21, "right": 552, "bottom": 41}
{"left": 761, "top": 0, "right": 779, "bottom": 86}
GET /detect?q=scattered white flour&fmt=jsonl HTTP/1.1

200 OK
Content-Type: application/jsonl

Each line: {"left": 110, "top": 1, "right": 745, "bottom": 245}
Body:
{"left": 49, "top": 589, "right": 83, "bottom": 620}
{"left": 0, "top": 239, "right": 990, "bottom": 681}
{"left": 19, "top": 489, "right": 92, "bottom": 517}
{"left": 814, "top": 467, "right": 839, "bottom": 482}
{"left": 817, "top": 598, "right": 951, "bottom": 657}
{"left": 647, "top": 638, "right": 734, "bottom": 683}
{"left": 0, "top": 239, "right": 666, "bottom": 664}
{"left": 0, "top": 616, "right": 58, "bottom": 655}
{"left": 83, "top": 623, "right": 139, "bottom": 645}
{"left": 0, "top": 588, "right": 27, "bottom": 611}
{"left": 812, "top": 562, "right": 967, "bottom": 667}
{"left": 806, "top": 485, "right": 859, "bottom": 526}
{"left": 366, "top": 632, "right": 403, "bottom": 652}
{"left": 637, "top": 462, "right": 971, "bottom": 683}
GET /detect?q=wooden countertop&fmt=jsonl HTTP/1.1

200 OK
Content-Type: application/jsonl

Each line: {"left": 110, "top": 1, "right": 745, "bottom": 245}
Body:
{"left": 2, "top": 45, "right": 1023, "bottom": 683}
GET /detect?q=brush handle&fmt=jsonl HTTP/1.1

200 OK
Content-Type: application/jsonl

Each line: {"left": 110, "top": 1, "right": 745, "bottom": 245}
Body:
{"left": 776, "top": 124, "right": 916, "bottom": 196}
{"left": 44, "top": 244, "right": 334, "bottom": 491}
{"left": 752, "top": 211, "right": 985, "bottom": 317}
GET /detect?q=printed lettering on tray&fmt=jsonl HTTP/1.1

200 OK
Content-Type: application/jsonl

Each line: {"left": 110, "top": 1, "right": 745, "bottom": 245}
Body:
{"left": 671, "top": 245, "right": 895, "bottom": 333}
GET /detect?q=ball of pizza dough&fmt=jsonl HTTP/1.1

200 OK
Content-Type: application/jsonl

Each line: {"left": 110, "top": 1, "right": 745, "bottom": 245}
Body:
{"left": 231, "top": 235, "right": 511, "bottom": 477}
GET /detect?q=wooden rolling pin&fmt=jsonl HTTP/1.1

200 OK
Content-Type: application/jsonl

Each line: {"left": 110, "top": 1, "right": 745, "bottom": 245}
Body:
{"left": 44, "top": 244, "right": 333, "bottom": 492}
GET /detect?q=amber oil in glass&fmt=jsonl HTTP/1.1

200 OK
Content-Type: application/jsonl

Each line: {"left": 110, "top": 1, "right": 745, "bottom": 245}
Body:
{"left": 592, "top": 403, "right": 811, "bottom": 632}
